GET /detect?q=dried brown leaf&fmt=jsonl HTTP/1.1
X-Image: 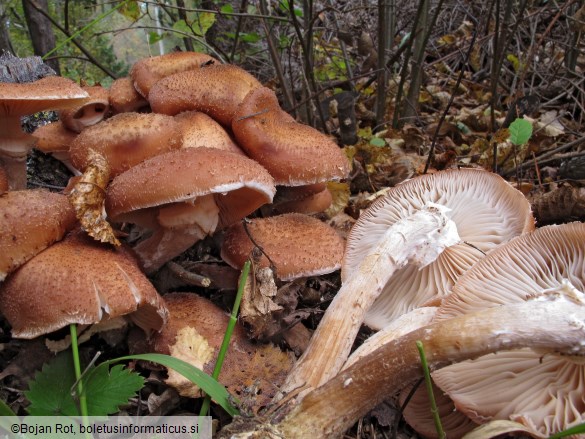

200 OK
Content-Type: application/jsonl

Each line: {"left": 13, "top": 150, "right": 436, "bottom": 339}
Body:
{"left": 68, "top": 150, "right": 120, "bottom": 246}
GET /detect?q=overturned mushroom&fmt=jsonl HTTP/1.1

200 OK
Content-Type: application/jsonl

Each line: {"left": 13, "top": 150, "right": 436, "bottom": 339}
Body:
{"left": 0, "top": 229, "right": 168, "bottom": 338}
{"left": 429, "top": 222, "right": 585, "bottom": 437}
{"left": 278, "top": 169, "right": 534, "bottom": 399}
{"left": 218, "top": 298, "right": 585, "bottom": 438}
{"left": 105, "top": 147, "right": 275, "bottom": 273}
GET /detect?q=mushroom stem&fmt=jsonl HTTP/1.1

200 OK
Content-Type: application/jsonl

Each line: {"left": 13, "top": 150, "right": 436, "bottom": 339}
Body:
{"left": 0, "top": 115, "right": 34, "bottom": 190}
{"left": 279, "top": 203, "right": 460, "bottom": 399}
{"left": 219, "top": 299, "right": 585, "bottom": 439}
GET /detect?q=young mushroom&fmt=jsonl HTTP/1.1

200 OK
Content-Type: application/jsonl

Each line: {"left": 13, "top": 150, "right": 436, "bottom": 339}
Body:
{"left": 31, "top": 120, "right": 79, "bottom": 173}
{"left": 108, "top": 76, "right": 150, "bottom": 114}
{"left": 0, "top": 229, "right": 168, "bottom": 338}
{"left": 58, "top": 84, "right": 110, "bottom": 132}
{"left": 278, "top": 169, "right": 534, "bottom": 399}
{"left": 221, "top": 213, "right": 345, "bottom": 281}
{"left": 105, "top": 147, "right": 276, "bottom": 273}
{"left": 428, "top": 222, "right": 585, "bottom": 437}
{"left": 0, "top": 76, "right": 88, "bottom": 189}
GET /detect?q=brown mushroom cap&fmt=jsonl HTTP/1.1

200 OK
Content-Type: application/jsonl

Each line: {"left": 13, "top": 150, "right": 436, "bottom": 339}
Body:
{"left": 430, "top": 222, "right": 585, "bottom": 436}
{"left": 69, "top": 112, "right": 183, "bottom": 177}
{"left": 0, "top": 229, "right": 168, "bottom": 338}
{"left": 270, "top": 183, "right": 333, "bottom": 215}
{"left": 0, "top": 189, "right": 77, "bottom": 281}
{"left": 150, "top": 292, "right": 293, "bottom": 411}
{"left": 0, "top": 76, "right": 89, "bottom": 117}
{"left": 130, "top": 51, "right": 219, "bottom": 98}
{"left": 148, "top": 63, "right": 262, "bottom": 126}
{"left": 105, "top": 147, "right": 275, "bottom": 272}
{"left": 58, "top": 85, "right": 110, "bottom": 133}
{"left": 106, "top": 147, "right": 275, "bottom": 227}
{"left": 108, "top": 76, "right": 150, "bottom": 114}
{"left": 32, "top": 120, "right": 78, "bottom": 172}
{"left": 343, "top": 169, "right": 535, "bottom": 330}
{"left": 232, "top": 87, "right": 350, "bottom": 186}
{"left": 221, "top": 213, "right": 345, "bottom": 281}
{"left": 174, "top": 111, "right": 244, "bottom": 155}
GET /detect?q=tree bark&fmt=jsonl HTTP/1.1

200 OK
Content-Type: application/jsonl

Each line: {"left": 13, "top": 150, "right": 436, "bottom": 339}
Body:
{"left": 22, "top": 0, "right": 60, "bottom": 75}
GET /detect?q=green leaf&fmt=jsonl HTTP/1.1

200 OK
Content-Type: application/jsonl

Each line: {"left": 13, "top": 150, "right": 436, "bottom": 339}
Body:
{"left": 84, "top": 364, "right": 144, "bottom": 416}
{"left": 25, "top": 352, "right": 79, "bottom": 416}
{"left": 220, "top": 4, "right": 234, "bottom": 13}
{"left": 172, "top": 19, "right": 191, "bottom": 35}
{"left": 509, "top": 118, "right": 533, "bottom": 145}
{"left": 240, "top": 32, "right": 261, "bottom": 43}
{"left": 118, "top": 1, "right": 140, "bottom": 21}
{"left": 93, "top": 354, "right": 239, "bottom": 417}
{"left": 369, "top": 137, "right": 386, "bottom": 147}
{"left": 192, "top": 12, "right": 216, "bottom": 37}
{"left": 0, "top": 399, "right": 16, "bottom": 416}
{"left": 148, "top": 31, "right": 165, "bottom": 45}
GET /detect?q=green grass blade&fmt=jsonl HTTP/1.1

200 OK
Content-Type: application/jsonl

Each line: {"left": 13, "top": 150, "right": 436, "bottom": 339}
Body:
{"left": 200, "top": 260, "right": 251, "bottom": 416}
{"left": 0, "top": 399, "right": 16, "bottom": 416}
{"left": 416, "top": 340, "right": 445, "bottom": 439}
{"left": 92, "top": 353, "right": 239, "bottom": 417}
{"left": 549, "top": 423, "right": 585, "bottom": 439}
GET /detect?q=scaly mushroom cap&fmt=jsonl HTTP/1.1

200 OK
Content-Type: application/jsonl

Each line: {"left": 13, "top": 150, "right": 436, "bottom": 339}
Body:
{"left": 232, "top": 87, "right": 350, "bottom": 186}
{"left": 343, "top": 169, "right": 534, "bottom": 330}
{"left": 106, "top": 147, "right": 275, "bottom": 228}
{"left": 174, "top": 111, "right": 244, "bottom": 155}
{"left": 0, "top": 189, "right": 77, "bottom": 281}
{"left": 221, "top": 213, "right": 345, "bottom": 281}
{"left": 148, "top": 63, "right": 262, "bottom": 126}
{"left": 150, "top": 292, "right": 294, "bottom": 412}
{"left": 430, "top": 222, "right": 585, "bottom": 437}
{"left": 130, "top": 51, "right": 219, "bottom": 98}
{"left": 0, "top": 76, "right": 88, "bottom": 117}
{"left": 58, "top": 85, "right": 110, "bottom": 133}
{"left": 69, "top": 112, "right": 183, "bottom": 177}
{"left": 108, "top": 76, "right": 150, "bottom": 114}
{"left": 105, "top": 147, "right": 275, "bottom": 273}
{"left": 0, "top": 229, "right": 168, "bottom": 338}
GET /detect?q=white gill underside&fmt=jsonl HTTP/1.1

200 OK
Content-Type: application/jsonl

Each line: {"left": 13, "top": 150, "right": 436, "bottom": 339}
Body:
{"left": 278, "top": 202, "right": 461, "bottom": 398}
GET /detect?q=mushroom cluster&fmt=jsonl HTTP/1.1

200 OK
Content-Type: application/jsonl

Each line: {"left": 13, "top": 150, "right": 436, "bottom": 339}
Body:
{"left": 0, "top": 51, "right": 351, "bottom": 419}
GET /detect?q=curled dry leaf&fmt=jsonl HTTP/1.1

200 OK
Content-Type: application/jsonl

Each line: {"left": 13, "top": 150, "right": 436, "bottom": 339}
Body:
{"left": 241, "top": 266, "right": 283, "bottom": 339}
{"left": 68, "top": 149, "right": 120, "bottom": 246}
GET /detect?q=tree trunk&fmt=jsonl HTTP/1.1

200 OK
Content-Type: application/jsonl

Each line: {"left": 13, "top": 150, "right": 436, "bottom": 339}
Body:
{"left": 0, "top": 3, "right": 14, "bottom": 55}
{"left": 22, "top": 0, "right": 60, "bottom": 75}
